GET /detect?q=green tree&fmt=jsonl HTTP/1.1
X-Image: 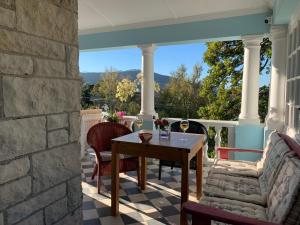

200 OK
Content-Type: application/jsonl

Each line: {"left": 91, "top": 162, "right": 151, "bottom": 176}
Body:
{"left": 80, "top": 83, "right": 94, "bottom": 109}
{"left": 92, "top": 68, "right": 119, "bottom": 109}
{"left": 198, "top": 38, "right": 271, "bottom": 122}
{"left": 157, "top": 64, "right": 204, "bottom": 118}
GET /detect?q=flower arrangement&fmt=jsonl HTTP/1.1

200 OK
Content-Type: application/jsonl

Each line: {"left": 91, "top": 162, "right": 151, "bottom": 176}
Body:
{"left": 103, "top": 111, "right": 126, "bottom": 123}
{"left": 154, "top": 118, "right": 169, "bottom": 130}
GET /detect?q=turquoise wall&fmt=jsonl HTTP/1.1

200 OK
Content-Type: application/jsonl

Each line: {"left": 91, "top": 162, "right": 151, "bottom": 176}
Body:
{"left": 234, "top": 124, "right": 264, "bottom": 161}
{"left": 79, "top": 12, "right": 271, "bottom": 50}
{"left": 273, "top": 0, "right": 300, "bottom": 24}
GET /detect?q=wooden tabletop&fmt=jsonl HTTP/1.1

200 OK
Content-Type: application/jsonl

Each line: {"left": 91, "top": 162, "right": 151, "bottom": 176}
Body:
{"left": 112, "top": 130, "right": 205, "bottom": 153}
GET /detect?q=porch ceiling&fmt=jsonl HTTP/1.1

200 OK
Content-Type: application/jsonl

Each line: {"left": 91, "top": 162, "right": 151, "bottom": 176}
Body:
{"left": 79, "top": 0, "right": 274, "bottom": 34}
{"left": 78, "top": 0, "right": 274, "bottom": 50}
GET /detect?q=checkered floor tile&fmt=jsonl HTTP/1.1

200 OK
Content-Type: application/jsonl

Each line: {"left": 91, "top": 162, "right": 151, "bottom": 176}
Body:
{"left": 81, "top": 156, "right": 209, "bottom": 225}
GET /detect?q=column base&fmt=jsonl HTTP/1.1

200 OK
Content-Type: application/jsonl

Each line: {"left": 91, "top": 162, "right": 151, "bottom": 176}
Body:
{"left": 238, "top": 117, "right": 261, "bottom": 125}
{"left": 139, "top": 112, "right": 158, "bottom": 119}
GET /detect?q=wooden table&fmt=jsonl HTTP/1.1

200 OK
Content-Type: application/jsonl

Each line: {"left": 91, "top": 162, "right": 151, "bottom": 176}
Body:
{"left": 111, "top": 131, "right": 205, "bottom": 225}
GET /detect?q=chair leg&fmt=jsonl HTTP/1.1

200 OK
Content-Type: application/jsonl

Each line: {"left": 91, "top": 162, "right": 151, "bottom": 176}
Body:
{"left": 158, "top": 160, "right": 162, "bottom": 180}
{"left": 97, "top": 166, "right": 101, "bottom": 194}
{"left": 91, "top": 164, "right": 98, "bottom": 180}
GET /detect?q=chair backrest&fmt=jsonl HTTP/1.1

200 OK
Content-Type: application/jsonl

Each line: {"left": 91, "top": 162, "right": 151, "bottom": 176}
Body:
{"left": 170, "top": 120, "right": 208, "bottom": 142}
{"left": 266, "top": 134, "right": 300, "bottom": 225}
{"left": 87, "top": 122, "right": 132, "bottom": 154}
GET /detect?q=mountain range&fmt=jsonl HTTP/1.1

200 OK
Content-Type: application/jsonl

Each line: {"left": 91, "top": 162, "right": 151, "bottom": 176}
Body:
{"left": 80, "top": 69, "right": 170, "bottom": 88}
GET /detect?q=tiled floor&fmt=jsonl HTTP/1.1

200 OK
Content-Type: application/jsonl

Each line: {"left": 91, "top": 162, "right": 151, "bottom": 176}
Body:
{"left": 81, "top": 157, "right": 208, "bottom": 225}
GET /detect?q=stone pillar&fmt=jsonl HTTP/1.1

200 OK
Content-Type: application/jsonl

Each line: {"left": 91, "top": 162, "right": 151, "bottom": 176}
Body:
{"left": 0, "top": 0, "right": 82, "bottom": 224}
{"left": 265, "top": 26, "right": 287, "bottom": 131}
{"left": 239, "top": 35, "right": 263, "bottom": 124}
{"left": 139, "top": 44, "right": 157, "bottom": 119}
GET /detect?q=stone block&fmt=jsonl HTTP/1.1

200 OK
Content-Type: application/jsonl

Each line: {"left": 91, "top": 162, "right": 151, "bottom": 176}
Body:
{"left": 66, "top": 46, "right": 79, "bottom": 78}
{"left": 67, "top": 176, "right": 82, "bottom": 211}
{"left": 54, "top": 208, "right": 82, "bottom": 225}
{"left": 7, "top": 183, "right": 66, "bottom": 225}
{"left": 16, "top": 0, "right": 78, "bottom": 44}
{"left": 15, "top": 210, "right": 44, "bottom": 225}
{"left": 0, "top": 77, "right": 3, "bottom": 118}
{"left": 49, "top": 0, "right": 78, "bottom": 12}
{"left": 0, "top": 117, "right": 46, "bottom": 161}
{"left": 0, "top": 53, "right": 33, "bottom": 75}
{"left": 0, "top": 0, "right": 15, "bottom": 9}
{"left": 48, "top": 129, "right": 69, "bottom": 148}
{"left": 45, "top": 198, "right": 68, "bottom": 225}
{"left": 3, "top": 77, "right": 81, "bottom": 117}
{"left": 32, "top": 143, "right": 80, "bottom": 193}
{"left": 34, "top": 58, "right": 66, "bottom": 78}
{"left": 69, "top": 112, "right": 80, "bottom": 142}
{"left": 0, "top": 176, "right": 31, "bottom": 211}
{"left": 0, "top": 29, "right": 65, "bottom": 60}
{"left": 0, "top": 7, "right": 15, "bottom": 28}
{"left": 47, "top": 113, "right": 68, "bottom": 130}
{"left": 0, "top": 212, "right": 3, "bottom": 225}
{"left": 0, "top": 157, "right": 30, "bottom": 184}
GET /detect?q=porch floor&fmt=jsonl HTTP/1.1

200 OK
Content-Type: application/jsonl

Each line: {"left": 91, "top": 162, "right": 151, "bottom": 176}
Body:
{"left": 81, "top": 157, "right": 209, "bottom": 225}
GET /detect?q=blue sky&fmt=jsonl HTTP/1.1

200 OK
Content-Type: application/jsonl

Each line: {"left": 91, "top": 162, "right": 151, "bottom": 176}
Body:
{"left": 79, "top": 43, "right": 269, "bottom": 86}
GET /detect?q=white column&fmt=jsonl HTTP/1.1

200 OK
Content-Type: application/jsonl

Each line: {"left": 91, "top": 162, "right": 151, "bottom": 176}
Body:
{"left": 265, "top": 26, "right": 287, "bottom": 131}
{"left": 139, "top": 44, "right": 157, "bottom": 118}
{"left": 239, "top": 35, "right": 263, "bottom": 124}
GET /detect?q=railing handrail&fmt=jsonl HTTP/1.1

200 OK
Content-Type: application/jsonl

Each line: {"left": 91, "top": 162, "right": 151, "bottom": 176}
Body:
{"left": 166, "top": 118, "right": 238, "bottom": 127}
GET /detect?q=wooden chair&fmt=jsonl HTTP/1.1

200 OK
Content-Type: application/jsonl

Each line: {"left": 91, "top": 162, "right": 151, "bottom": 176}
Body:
{"left": 158, "top": 120, "right": 208, "bottom": 180}
{"left": 182, "top": 133, "right": 300, "bottom": 225}
{"left": 87, "top": 122, "right": 140, "bottom": 194}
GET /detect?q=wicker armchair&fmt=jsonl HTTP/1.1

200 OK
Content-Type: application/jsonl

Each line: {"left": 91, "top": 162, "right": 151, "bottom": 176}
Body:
{"left": 87, "top": 122, "right": 140, "bottom": 194}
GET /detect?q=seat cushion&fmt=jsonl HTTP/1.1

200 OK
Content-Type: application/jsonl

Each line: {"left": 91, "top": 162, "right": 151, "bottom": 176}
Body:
{"left": 210, "top": 159, "right": 258, "bottom": 177}
{"left": 201, "top": 196, "right": 267, "bottom": 221}
{"left": 267, "top": 156, "right": 300, "bottom": 225}
{"left": 87, "top": 148, "right": 135, "bottom": 162}
{"left": 99, "top": 151, "right": 135, "bottom": 161}
{"left": 204, "top": 173, "right": 265, "bottom": 206}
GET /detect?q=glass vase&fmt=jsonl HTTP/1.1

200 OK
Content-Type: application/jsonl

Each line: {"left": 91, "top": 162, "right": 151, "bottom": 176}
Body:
{"left": 159, "top": 127, "right": 170, "bottom": 139}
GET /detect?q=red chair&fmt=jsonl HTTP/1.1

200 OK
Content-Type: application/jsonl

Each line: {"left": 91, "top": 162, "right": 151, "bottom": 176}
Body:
{"left": 87, "top": 122, "right": 140, "bottom": 194}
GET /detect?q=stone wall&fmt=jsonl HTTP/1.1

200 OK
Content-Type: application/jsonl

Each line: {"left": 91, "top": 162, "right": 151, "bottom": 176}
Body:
{"left": 0, "top": 0, "right": 82, "bottom": 224}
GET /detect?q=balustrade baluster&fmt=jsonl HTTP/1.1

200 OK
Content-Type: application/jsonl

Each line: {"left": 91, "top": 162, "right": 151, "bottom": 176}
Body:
{"left": 214, "top": 126, "right": 222, "bottom": 159}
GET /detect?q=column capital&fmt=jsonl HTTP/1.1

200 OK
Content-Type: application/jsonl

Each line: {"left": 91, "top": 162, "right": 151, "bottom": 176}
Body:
{"left": 270, "top": 25, "right": 287, "bottom": 41}
{"left": 242, "top": 35, "right": 264, "bottom": 48}
{"left": 138, "top": 44, "right": 156, "bottom": 55}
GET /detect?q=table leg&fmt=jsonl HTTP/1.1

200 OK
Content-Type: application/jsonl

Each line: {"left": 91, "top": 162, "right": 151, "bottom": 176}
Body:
{"left": 111, "top": 143, "right": 120, "bottom": 216}
{"left": 141, "top": 156, "right": 147, "bottom": 190}
{"left": 180, "top": 153, "right": 190, "bottom": 225}
{"left": 196, "top": 147, "right": 203, "bottom": 200}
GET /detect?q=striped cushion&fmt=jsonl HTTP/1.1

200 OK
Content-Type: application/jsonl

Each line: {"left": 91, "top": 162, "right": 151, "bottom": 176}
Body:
{"left": 210, "top": 159, "right": 258, "bottom": 177}
{"left": 204, "top": 173, "right": 265, "bottom": 206}
{"left": 201, "top": 196, "right": 267, "bottom": 221}
{"left": 258, "top": 133, "right": 294, "bottom": 196}
{"left": 267, "top": 156, "right": 300, "bottom": 224}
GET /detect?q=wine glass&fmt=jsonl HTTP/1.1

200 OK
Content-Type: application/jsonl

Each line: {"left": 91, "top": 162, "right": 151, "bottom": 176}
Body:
{"left": 135, "top": 116, "right": 143, "bottom": 129}
{"left": 180, "top": 119, "right": 189, "bottom": 141}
